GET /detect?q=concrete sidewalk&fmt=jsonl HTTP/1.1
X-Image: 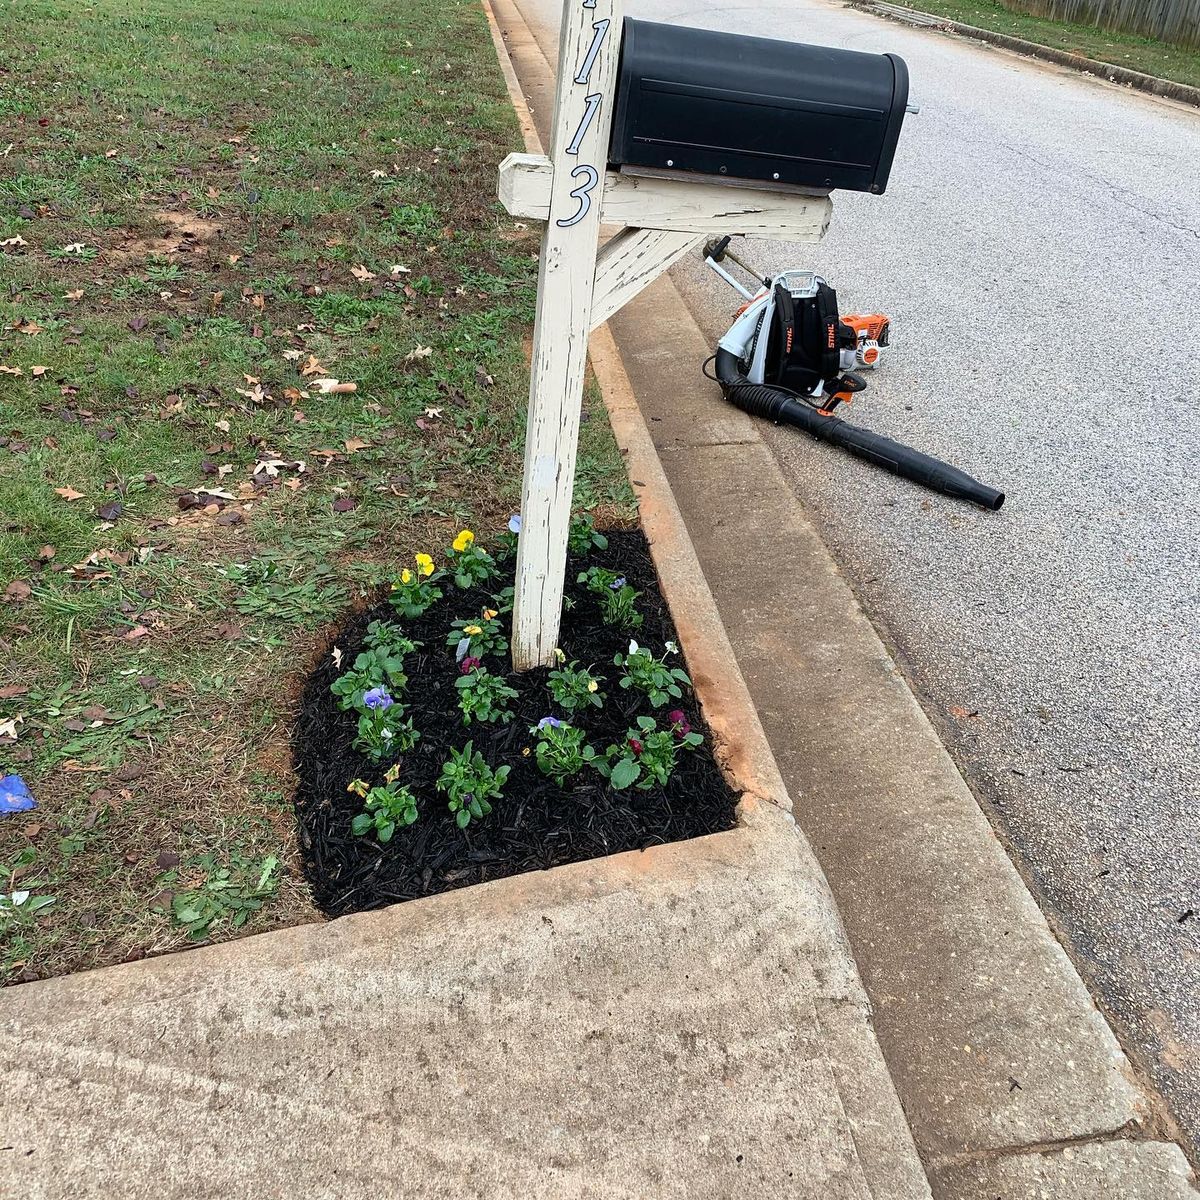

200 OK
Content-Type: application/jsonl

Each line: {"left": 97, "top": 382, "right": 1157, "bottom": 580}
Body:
{"left": 0, "top": 806, "right": 930, "bottom": 1199}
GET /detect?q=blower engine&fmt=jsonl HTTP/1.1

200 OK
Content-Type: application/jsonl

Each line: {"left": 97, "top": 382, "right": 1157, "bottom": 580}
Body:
{"left": 705, "top": 236, "right": 1004, "bottom": 510}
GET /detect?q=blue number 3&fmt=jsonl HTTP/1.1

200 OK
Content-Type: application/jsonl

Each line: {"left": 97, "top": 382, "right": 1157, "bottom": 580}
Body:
{"left": 556, "top": 164, "right": 599, "bottom": 229}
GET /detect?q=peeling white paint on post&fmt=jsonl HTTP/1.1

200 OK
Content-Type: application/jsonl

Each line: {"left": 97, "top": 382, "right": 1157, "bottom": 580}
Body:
{"left": 511, "top": 0, "right": 623, "bottom": 670}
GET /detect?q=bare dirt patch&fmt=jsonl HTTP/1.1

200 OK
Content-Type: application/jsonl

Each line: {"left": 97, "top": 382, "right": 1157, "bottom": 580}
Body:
{"left": 106, "top": 211, "right": 226, "bottom": 265}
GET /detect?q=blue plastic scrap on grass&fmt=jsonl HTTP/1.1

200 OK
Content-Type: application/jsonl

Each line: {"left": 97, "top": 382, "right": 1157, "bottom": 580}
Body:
{"left": 0, "top": 775, "right": 37, "bottom": 815}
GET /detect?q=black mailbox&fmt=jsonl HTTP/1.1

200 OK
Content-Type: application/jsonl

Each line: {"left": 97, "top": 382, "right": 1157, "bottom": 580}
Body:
{"left": 609, "top": 20, "right": 909, "bottom": 194}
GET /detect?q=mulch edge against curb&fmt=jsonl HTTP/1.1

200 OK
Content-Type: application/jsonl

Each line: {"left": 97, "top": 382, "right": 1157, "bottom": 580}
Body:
{"left": 848, "top": 0, "right": 1200, "bottom": 109}
{"left": 481, "top": 0, "right": 796, "bottom": 824}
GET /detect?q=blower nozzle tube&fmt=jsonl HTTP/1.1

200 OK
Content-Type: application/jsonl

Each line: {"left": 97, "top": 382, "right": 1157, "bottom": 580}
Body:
{"left": 714, "top": 349, "right": 1004, "bottom": 510}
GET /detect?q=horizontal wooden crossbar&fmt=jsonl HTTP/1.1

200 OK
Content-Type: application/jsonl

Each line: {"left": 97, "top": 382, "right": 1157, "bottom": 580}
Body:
{"left": 499, "top": 152, "right": 833, "bottom": 240}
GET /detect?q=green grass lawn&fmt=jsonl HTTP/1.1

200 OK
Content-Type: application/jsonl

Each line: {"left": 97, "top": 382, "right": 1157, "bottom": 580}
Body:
{"left": 0, "top": 0, "right": 633, "bottom": 983}
{"left": 898, "top": 0, "right": 1200, "bottom": 89}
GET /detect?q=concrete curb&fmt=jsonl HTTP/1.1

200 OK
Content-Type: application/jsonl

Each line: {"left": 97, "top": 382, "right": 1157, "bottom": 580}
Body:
{"left": 849, "top": 0, "right": 1200, "bottom": 109}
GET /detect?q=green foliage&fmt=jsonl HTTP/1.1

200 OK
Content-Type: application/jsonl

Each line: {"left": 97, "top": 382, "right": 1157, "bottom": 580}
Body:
{"left": 227, "top": 558, "right": 347, "bottom": 625}
{"left": 614, "top": 642, "right": 691, "bottom": 708}
{"left": 445, "top": 532, "right": 497, "bottom": 589}
{"left": 578, "top": 566, "right": 642, "bottom": 629}
{"left": 567, "top": 512, "right": 609, "bottom": 555}
{"left": 596, "top": 716, "right": 703, "bottom": 791}
{"left": 446, "top": 612, "right": 508, "bottom": 660}
{"left": 437, "top": 741, "right": 510, "bottom": 829}
{"left": 546, "top": 660, "right": 605, "bottom": 712}
{"left": 362, "top": 620, "right": 419, "bottom": 659}
{"left": 455, "top": 667, "right": 519, "bottom": 725}
{"left": 330, "top": 645, "right": 410, "bottom": 714}
{"left": 387, "top": 202, "right": 442, "bottom": 239}
{"left": 349, "top": 776, "right": 419, "bottom": 843}
{"left": 353, "top": 704, "right": 420, "bottom": 763}
{"left": 531, "top": 720, "right": 596, "bottom": 786}
{"left": 0, "top": 870, "right": 58, "bottom": 940}
{"left": 155, "top": 852, "right": 281, "bottom": 941}
{"left": 389, "top": 569, "right": 443, "bottom": 619}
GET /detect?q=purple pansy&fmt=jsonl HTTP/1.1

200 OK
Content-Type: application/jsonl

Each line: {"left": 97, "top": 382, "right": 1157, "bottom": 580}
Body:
{"left": 363, "top": 687, "right": 393, "bottom": 711}
{"left": 609, "top": 576, "right": 626, "bottom": 591}
{"left": 537, "top": 716, "right": 562, "bottom": 731}
{"left": 507, "top": 513, "right": 522, "bottom": 534}
{"left": 460, "top": 656, "right": 482, "bottom": 675}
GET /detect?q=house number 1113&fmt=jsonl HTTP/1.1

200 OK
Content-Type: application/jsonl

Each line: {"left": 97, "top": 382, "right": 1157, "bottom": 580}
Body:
{"left": 555, "top": 12, "right": 610, "bottom": 228}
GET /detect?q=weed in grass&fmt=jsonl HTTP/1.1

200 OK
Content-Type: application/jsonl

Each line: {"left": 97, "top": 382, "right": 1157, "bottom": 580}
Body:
{"left": 154, "top": 851, "right": 281, "bottom": 941}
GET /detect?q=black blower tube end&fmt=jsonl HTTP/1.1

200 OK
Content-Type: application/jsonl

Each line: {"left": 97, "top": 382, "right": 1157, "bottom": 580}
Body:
{"left": 714, "top": 350, "right": 1005, "bottom": 510}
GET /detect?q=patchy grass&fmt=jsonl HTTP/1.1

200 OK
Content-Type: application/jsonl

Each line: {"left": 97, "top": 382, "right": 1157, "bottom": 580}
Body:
{"left": 897, "top": 0, "right": 1200, "bottom": 89}
{"left": 0, "top": 0, "right": 634, "bottom": 983}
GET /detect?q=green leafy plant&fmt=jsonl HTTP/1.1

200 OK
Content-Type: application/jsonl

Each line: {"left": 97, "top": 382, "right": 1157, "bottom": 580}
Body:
{"left": 363, "top": 620, "right": 419, "bottom": 658}
{"left": 0, "top": 887, "right": 57, "bottom": 937}
{"left": 546, "top": 660, "right": 605, "bottom": 712}
{"left": 349, "top": 772, "right": 419, "bottom": 842}
{"left": 156, "top": 852, "right": 281, "bottom": 941}
{"left": 389, "top": 553, "right": 443, "bottom": 619}
{"left": 531, "top": 717, "right": 596, "bottom": 786}
{"left": 330, "top": 646, "right": 410, "bottom": 713}
{"left": 437, "top": 741, "right": 510, "bottom": 828}
{"left": 447, "top": 610, "right": 508, "bottom": 660}
{"left": 613, "top": 640, "right": 691, "bottom": 708}
{"left": 445, "top": 529, "right": 497, "bottom": 589}
{"left": 227, "top": 558, "right": 347, "bottom": 625}
{"left": 568, "top": 512, "right": 609, "bottom": 554}
{"left": 455, "top": 667, "right": 519, "bottom": 725}
{"left": 353, "top": 692, "right": 420, "bottom": 762}
{"left": 578, "top": 566, "right": 642, "bottom": 629}
{"left": 597, "top": 716, "right": 703, "bottom": 791}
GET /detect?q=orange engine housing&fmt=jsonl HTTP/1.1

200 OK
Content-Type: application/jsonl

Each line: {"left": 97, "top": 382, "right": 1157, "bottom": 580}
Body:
{"left": 842, "top": 313, "right": 891, "bottom": 344}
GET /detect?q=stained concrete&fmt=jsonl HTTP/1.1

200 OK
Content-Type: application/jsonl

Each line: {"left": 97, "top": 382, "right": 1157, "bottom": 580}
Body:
{"left": 932, "top": 1141, "right": 1200, "bottom": 1199}
{"left": 0, "top": 814, "right": 930, "bottom": 1200}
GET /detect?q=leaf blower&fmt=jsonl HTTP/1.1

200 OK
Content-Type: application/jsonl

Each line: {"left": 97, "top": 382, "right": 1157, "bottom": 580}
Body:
{"left": 705, "top": 236, "right": 1004, "bottom": 510}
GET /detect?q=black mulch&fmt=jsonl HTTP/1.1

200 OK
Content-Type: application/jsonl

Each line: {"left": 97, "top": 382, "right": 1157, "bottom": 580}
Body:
{"left": 293, "top": 530, "right": 739, "bottom": 918}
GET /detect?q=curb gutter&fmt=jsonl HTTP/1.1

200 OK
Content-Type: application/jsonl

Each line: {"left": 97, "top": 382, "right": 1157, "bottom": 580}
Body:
{"left": 482, "top": 0, "right": 1200, "bottom": 1195}
{"left": 849, "top": 0, "right": 1200, "bottom": 109}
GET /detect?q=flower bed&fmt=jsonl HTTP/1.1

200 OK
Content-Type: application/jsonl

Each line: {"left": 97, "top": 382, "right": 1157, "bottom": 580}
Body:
{"left": 294, "top": 524, "right": 738, "bottom": 916}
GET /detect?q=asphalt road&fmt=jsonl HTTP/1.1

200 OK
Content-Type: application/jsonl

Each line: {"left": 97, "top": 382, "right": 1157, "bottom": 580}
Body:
{"left": 513, "top": 0, "right": 1200, "bottom": 1152}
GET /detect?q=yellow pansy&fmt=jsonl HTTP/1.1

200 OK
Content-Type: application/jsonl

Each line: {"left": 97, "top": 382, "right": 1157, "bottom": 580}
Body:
{"left": 482, "top": 608, "right": 498, "bottom": 620}
{"left": 464, "top": 624, "right": 483, "bottom": 636}
{"left": 587, "top": 680, "right": 598, "bottom": 693}
{"left": 400, "top": 568, "right": 413, "bottom": 585}
{"left": 452, "top": 529, "right": 475, "bottom": 553}
{"left": 553, "top": 648, "right": 566, "bottom": 663}
{"left": 414, "top": 553, "right": 434, "bottom": 577}
{"left": 346, "top": 779, "right": 369, "bottom": 798}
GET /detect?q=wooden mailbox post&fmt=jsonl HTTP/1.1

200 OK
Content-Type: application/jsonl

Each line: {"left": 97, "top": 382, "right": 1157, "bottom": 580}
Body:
{"left": 504, "top": 0, "right": 834, "bottom": 670}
